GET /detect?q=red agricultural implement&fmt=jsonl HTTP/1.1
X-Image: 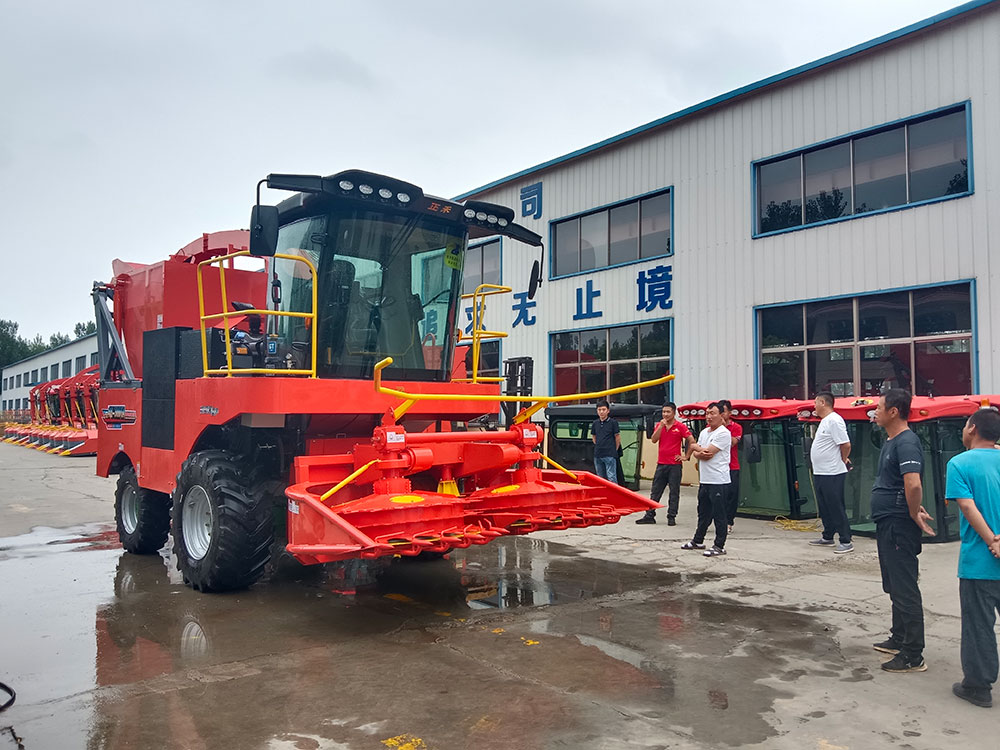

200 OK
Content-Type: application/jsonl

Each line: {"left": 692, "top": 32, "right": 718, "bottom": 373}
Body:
{"left": 94, "top": 170, "right": 668, "bottom": 592}
{"left": 2, "top": 366, "right": 100, "bottom": 455}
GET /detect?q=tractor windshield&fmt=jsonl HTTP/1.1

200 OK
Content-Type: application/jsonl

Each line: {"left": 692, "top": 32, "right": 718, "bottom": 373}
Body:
{"left": 272, "top": 207, "right": 465, "bottom": 380}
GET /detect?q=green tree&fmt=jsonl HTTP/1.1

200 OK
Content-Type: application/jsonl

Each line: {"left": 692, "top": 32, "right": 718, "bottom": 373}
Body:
{"left": 49, "top": 332, "right": 71, "bottom": 348}
{"left": 0, "top": 319, "right": 31, "bottom": 368}
{"left": 74, "top": 320, "right": 97, "bottom": 338}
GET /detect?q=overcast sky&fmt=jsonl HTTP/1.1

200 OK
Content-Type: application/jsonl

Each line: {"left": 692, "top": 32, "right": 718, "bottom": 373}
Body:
{"left": 0, "top": 0, "right": 969, "bottom": 339}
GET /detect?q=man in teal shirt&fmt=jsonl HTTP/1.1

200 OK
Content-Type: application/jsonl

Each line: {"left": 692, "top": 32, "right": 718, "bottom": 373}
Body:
{"left": 945, "top": 407, "right": 1000, "bottom": 708}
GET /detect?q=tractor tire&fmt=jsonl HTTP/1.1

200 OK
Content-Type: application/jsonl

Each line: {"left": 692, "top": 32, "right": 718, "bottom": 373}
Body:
{"left": 115, "top": 465, "right": 171, "bottom": 554}
{"left": 171, "top": 450, "right": 274, "bottom": 592}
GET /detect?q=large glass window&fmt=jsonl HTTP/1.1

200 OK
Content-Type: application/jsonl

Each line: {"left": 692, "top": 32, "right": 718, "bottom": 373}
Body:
{"left": 755, "top": 105, "right": 971, "bottom": 235}
{"left": 758, "top": 155, "right": 802, "bottom": 233}
{"left": 759, "top": 283, "right": 973, "bottom": 398}
{"left": 853, "top": 127, "right": 907, "bottom": 213}
{"left": 908, "top": 110, "right": 968, "bottom": 201}
{"left": 273, "top": 208, "right": 466, "bottom": 381}
{"left": 553, "top": 189, "right": 671, "bottom": 277}
{"left": 804, "top": 143, "right": 851, "bottom": 223}
{"left": 463, "top": 239, "right": 501, "bottom": 295}
{"left": 552, "top": 321, "right": 671, "bottom": 404}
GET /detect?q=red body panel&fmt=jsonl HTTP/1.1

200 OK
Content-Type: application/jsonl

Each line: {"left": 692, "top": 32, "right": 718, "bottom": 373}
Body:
{"left": 678, "top": 399, "right": 812, "bottom": 422}
{"left": 797, "top": 394, "right": 1000, "bottom": 423}
{"left": 97, "top": 377, "right": 500, "bottom": 490}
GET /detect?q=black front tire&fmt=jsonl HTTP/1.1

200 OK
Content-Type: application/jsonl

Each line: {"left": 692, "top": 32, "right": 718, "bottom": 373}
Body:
{"left": 171, "top": 451, "right": 274, "bottom": 592}
{"left": 115, "top": 465, "right": 171, "bottom": 554}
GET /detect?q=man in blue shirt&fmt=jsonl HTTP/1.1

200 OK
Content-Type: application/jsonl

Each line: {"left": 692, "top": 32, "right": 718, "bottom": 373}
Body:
{"left": 591, "top": 400, "right": 621, "bottom": 484}
{"left": 945, "top": 407, "right": 1000, "bottom": 708}
{"left": 870, "top": 389, "right": 936, "bottom": 674}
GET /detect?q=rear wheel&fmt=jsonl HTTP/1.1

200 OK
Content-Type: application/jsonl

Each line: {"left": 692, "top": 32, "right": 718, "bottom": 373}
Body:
{"left": 115, "top": 465, "right": 171, "bottom": 554}
{"left": 171, "top": 450, "right": 274, "bottom": 592}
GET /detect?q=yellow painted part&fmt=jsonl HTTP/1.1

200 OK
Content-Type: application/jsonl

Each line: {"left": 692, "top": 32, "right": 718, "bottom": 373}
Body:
{"left": 381, "top": 733, "right": 428, "bottom": 750}
{"left": 457, "top": 284, "right": 512, "bottom": 385}
{"left": 373, "top": 356, "right": 674, "bottom": 422}
{"left": 390, "top": 495, "right": 425, "bottom": 504}
{"left": 537, "top": 453, "right": 579, "bottom": 482}
{"left": 383, "top": 593, "right": 414, "bottom": 603}
{"left": 436, "top": 479, "right": 459, "bottom": 496}
{"left": 490, "top": 484, "right": 520, "bottom": 494}
{"left": 59, "top": 450, "right": 73, "bottom": 456}
{"left": 320, "top": 459, "right": 378, "bottom": 503}
{"left": 197, "top": 250, "right": 319, "bottom": 378}
{"left": 393, "top": 398, "right": 416, "bottom": 421}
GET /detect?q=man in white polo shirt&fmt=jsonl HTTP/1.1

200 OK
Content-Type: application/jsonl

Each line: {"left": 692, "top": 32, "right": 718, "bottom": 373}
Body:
{"left": 809, "top": 391, "right": 854, "bottom": 554}
{"left": 681, "top": 402, "right": 732, "bottom": 557}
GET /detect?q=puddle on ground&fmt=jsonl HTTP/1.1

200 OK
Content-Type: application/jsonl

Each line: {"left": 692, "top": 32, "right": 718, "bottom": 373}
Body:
{"left": 0, "top": 524, "right": 842, "bottom": 750}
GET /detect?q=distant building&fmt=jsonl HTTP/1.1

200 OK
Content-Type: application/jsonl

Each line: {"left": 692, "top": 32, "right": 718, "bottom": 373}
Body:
{"left": 1, "top": 334, "right": 98, "bottom": 417}
{"left": 454, "top": 0, "right": 997, "bottom": 405}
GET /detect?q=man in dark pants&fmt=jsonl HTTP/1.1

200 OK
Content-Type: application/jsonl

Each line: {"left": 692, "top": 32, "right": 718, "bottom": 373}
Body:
{"left": 808, "top": 391, "right": 854, "bottom": 554}
{"left": 591, "top": 400, "right": 621, "bottom": 484}
{"left": 871, "top": 388, "right": 936, "bottom": 673}
{"left": 945, "top": 407, "right": 1000, "bottom": 708}
{"left": 637, "top": 402, "right": 691, "bottom": 526}
{"left": 681, "top": 402, "right": 731, "bottom": 557}
{"left": 718, "top": 400, "right": 742, "bottom": 532}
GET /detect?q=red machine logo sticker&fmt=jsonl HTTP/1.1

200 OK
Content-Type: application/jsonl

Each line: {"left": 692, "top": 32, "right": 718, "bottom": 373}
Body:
{"left": 101, "top": 405, "right": 137, "bottom": 430}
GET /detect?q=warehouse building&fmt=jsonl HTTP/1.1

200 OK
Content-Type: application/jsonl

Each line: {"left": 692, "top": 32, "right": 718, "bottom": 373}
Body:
{"left": 455, "top": 0, "right": 998, "bottom": 407}
{"left": 1, "top": 334, "right": 98, "bottom": 418}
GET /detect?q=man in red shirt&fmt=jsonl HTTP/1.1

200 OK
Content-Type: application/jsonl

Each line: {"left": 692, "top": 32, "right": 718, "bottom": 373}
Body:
{"left": 637, "top": 402, "right": 692, "bottom": 526}
{"left": 719, "top": 400, "right": 743, "bottom": 532}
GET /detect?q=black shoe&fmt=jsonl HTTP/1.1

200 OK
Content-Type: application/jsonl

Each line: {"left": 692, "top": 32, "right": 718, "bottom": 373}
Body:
{"left": 872, "top": 638, "right": 902, "bottom": 655}
{"left": 635, "top": 515, "right": 656, "bottom": 525}
{"left": 881, "top": 653, "right": 927, "bottom": 673}
{"left": 952, "top": 682, "right": 992, "bottom": 708}
{"left": 667, "top": 517, "right": 677, "bottom": 526}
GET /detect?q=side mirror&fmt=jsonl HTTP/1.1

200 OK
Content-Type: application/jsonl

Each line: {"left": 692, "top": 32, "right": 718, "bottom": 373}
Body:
{"left": 249, "top": 205, "right": 279, "bottom": 257}
{"left": 528, "top": 260, "right": 541, "bottom": 299}
{"left": 644, "top": 413, "right": 657, "bottom": 439}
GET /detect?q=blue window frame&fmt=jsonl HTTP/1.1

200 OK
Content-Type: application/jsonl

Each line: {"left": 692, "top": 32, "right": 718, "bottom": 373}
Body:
{"left": 753, "top": 102, "right": 972, "bottom": 237}
{"left": 755, "top": 281, "right": 976, "bottom": 399}
{"left": 550, "top": 188, "right": 673, "bottom": 280}
{"left": 551, "top": 320, "right": 672, "bottom": 404}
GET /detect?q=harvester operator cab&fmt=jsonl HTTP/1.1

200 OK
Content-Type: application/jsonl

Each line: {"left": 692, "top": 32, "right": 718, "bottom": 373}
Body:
{"left": 244, "top": 170, "right": 543, "bottom": 383}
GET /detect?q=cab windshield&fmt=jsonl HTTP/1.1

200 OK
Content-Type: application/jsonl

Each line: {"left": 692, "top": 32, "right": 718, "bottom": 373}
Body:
{"left": 272, "top": 207, "right": 465, "bottom": 381}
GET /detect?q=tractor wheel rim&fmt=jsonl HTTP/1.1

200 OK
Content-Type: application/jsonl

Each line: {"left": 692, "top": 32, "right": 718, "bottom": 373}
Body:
{"left": 182, "top": 486, "right": 213, "bottom": 561}
{"left": 122, "top": 485, "right": 139, "bottom": 535}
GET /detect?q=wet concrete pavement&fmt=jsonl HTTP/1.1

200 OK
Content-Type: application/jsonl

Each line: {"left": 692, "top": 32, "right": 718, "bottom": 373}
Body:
{"left": 0, "top": 444, "right": 996, "bottom": 749}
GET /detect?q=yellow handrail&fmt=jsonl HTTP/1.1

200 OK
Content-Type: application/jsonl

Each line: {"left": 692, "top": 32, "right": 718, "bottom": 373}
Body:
{"left": 320, "top": 459, "right": 378, "bottom": 502}
{"left": 196, "top": 250, "right": 319, "bottom": 377}
{"left": 457, "top": 284, "right": 510, "bottom": 385}
{"left": 373, "top": 356, "right": 674, "bottom": 425}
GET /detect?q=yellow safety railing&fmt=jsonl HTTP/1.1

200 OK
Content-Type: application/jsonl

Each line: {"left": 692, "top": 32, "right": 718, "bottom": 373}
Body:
{"left": 454, "top": 283, "right": 510, "bottom": 385}
{"left": 197, "top": 250, "right": 319, "bottom": 377}
{"left": 374, "top": 356, "right": 674, "bottom": 423}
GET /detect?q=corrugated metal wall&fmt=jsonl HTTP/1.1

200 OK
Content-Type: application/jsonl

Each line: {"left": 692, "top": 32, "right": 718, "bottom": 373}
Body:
{"left": 468, "top": 6, "right": 999, "bottom": 404}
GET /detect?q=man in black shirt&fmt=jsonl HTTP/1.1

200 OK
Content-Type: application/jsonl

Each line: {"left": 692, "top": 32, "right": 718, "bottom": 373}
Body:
{"left": 591, "top": 400, "right": 621, "bottom": 484}
{"left": 870, "top": 388, "right": 936, "bottom": 673}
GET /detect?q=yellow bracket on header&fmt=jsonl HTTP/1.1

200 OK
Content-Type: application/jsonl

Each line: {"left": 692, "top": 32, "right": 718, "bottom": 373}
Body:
{"left": 374, "top": 356, "right": 674, "bottom": 425}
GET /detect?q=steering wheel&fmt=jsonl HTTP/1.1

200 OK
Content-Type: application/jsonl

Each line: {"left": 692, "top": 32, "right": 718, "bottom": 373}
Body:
{"left": 360, "top": 288, "right": 395, "bottom": 308}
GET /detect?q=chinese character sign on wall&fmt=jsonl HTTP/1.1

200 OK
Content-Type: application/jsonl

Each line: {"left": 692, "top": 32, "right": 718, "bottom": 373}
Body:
{"left": 520, "top": 182, "right": 542, "bottom": 220}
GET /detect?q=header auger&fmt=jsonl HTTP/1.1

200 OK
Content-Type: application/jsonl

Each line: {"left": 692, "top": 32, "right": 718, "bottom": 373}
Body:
{"left": 93, "top": 169, "right": 671, "bottom": 592}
